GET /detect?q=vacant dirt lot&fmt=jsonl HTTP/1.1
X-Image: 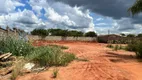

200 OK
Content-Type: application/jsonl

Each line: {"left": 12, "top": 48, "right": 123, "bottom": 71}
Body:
{"left": 17, "top": 41, "right": 142, "bottom": 80}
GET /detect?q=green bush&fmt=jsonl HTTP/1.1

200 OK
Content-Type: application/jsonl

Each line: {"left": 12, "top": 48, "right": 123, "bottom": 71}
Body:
{"left": 26, "top": 46, "right": 75, "bottom": 67}
{"left": 126, "top": 41, "right": 142, "bottom": 58}
{"left": 107, "top": 44, "right": 126, "bottom": 51}
{"left": 126, "top": 40, "right": 138, "bottom": 51}
{"left": 114, "top": 45, "right": 119, "bottom": 51}
{"left": 52, "top": 68, "right": 59, "bottom": 78}
{"left": 106, "top": 44, "right": 114, "bottom": 48}
{"left": 136, "top": 42, "right": 142, "bottom": 58}
{"left": 0, "top": 37, "right": 34, "bottom": 56}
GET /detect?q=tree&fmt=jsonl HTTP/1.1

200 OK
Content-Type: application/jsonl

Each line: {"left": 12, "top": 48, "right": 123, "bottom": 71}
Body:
{"left": 85, "top": 31, "right": 97, "bottom": 37}
{"left": 137, "top": 34, "right": 142, "bottom": 37}
{"left": 31, "top": 29, "right": 49, "bottom": 37}
{"left": 48, "top": 29, "right": 69, "bottom": 36}
{"left": 127, "top": 34, "right": 135, "bottom": 37}
{"left": 120, "top": 33, "right": 126, "bottom": 37}
{"left": 68, "top": 30, "right": 82, "bottom": 37}
{"left": 128, "top": 0, "right": 142, "bottom": 15}
{"left": 76, "top": 31, "right": 84, "bottom": 37}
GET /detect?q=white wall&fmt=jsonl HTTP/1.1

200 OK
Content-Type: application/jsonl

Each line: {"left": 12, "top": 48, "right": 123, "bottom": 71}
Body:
{"left": 28, "top": 35, "right": 97, "bottom": 42}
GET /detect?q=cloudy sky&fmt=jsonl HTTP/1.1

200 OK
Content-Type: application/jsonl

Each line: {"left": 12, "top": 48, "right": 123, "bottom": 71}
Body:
{"left": 0, "top": 0, "right": 142, "bottom": 35}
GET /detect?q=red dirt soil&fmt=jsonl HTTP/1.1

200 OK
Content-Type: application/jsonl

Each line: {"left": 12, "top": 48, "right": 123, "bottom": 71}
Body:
{"left": 17, "top": 41, "right": 142, "bottom": 80}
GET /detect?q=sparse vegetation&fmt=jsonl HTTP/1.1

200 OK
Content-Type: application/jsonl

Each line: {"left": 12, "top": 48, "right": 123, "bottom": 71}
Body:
{"left": 126, "top": 41, "right": 142, "bottom": 58}
{"left": 11, "top": 59, "right": 25, "bottom": 80}
{"left": 0, "top": 36, "right": 76, "bottom": 80}
{"left": 107, "top": 44, "right": 114, "bottom": 48}
{"left": 52, "top": 68, "right": 59, "bottom": 78}
{"left": 0, "top": 37, "right": 75, "bottom": 67}
{"left": 114, "top": 45, "right": 119, "bottom": 51}
{"left": 107, "top": 44, "right": 126, "bottom": 51}
{"left": 26, "top": 46, "right": 75, "bottom": 67}
{"left": 127, "top": 34, "right": 135, "bottom": 38}
{"left": 0, "top": 37, "right": 34, "bottom": 56}
{"left": 137, "top": 34, "right": 142, "bottom": 37}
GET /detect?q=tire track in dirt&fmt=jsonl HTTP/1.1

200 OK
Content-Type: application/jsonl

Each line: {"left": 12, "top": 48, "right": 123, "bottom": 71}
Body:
{"left": 17, "top": 42, "right": 135, "bottom": 80}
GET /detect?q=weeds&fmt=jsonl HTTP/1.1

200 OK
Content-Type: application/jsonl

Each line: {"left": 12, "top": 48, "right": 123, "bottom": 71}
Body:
{"left": 126, "top": 41, "right": 142, "bottom": 58}
{"left": 107, "top": 44, "right": 126, "bottom": 51}
{"left": 0, "top": 37, "right": 76, "bottom": 79}
{"left": 51, "top": 68, "right": 59, "bottom": 78}
{"left": 114, "top": 45, "right": 119, "bottom": 51}
{"left": 0, "top": 37, "right": 34, "bottom": 56}
{"left": 11, "top": 59, "right": 25, "bottom": 80}
{"left": 26, "top": 46, "right": 75, "bottom": 67}
{"left": 106, "top": 44, "right": 114, "bottom": 48}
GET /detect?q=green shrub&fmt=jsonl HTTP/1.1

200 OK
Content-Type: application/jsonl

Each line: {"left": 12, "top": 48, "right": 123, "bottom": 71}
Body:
{"left": 106, "top": 44, "right": 114, "bottom": 48}
{"left": 0, "top": 37, "right": 34, "bottom": 56}
{"left": 134, "top": 42, "right": 142, "bottom": 58}
{"left": 126, "top": 43, "right": 137, "bottom": 51}
{"left": 114, "top": 45, "right": 119, "bottom": 51}
{"left": 26, "top": 46, "right": 75, "bottom": 67}
{"left": 52, "top": 68, "right": 59, "bottom": 78}
{"left": 126, "top": 41, "right": 142, "bottom": 58}
{"left": 11, "top": 59, "right": 25, "bottom": 80}
{"left": 107, "top": 44, "right": 126, "bottom": 51}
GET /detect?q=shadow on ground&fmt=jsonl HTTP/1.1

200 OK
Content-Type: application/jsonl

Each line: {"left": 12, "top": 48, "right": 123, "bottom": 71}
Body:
{"left": 103, "top": 52, "right": 136, "bottom": 63}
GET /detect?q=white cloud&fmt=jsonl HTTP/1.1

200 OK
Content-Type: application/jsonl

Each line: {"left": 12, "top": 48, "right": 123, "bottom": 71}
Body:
{"left": 29, "top": 0, "right": 95, "bottom": 32}
{"left": 0, "top": 0, "right": 95, "bottom": 32}
{"left": 0, "top": 0, "right": 25, "bottom": 14}
{"left": 2, "top": 0, "right": 142, "bottom": 35}
{"left": 46, "top": 7, "right": 76, "bottom": 27}
{"left": 0, "top": 9, "right": 46, "bottom": 31}
{"left": 96, "top": 23, "right": 107, "bottom": 26}
{"left": 96, "top": 18, "right": 103, "bottom": 21}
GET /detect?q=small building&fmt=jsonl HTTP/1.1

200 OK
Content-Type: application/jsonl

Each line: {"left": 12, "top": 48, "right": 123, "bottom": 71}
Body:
{"left": 97, "top": 34, "right": 122, "bottom": 43}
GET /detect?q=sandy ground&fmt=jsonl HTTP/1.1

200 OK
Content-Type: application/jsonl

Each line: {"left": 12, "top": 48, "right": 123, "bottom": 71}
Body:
{"left": 17, "top": 41, "right": 142, "bottom": 80}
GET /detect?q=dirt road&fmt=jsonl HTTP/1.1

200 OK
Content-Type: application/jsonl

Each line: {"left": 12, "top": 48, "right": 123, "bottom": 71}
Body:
{"left": 17, "top": 41, "right": 142, "bottom": 80}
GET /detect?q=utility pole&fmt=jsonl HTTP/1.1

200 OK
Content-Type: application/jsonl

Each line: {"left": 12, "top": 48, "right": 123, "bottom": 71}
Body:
{"left": 108, "top": 30, "right": 110, "bottom": 35}
{"left": 107, "top": 30, "right": 110, "bottom": 43}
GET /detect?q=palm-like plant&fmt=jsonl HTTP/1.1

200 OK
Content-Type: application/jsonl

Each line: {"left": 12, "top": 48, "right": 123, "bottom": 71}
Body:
{"left": 128, "top": 0, "right": 142, "bottom": 15}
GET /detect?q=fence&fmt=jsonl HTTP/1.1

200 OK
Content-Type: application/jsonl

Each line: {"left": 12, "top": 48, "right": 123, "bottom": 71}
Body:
{"left": 0, "top": 27, "right": 19, "bottom": 39}
{"left": 28, "top": 35, "right": 97, "bottom": 42}
{"left": 0, "top": 27, "right": 28, "bottom": 40}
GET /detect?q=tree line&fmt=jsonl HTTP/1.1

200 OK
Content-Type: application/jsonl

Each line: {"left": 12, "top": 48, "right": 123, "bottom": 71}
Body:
{"left": 120, "top": 33, "right": 142, "bottom": 38}
{"left": 31, "top": 28, "right": 97, "bottom": 37}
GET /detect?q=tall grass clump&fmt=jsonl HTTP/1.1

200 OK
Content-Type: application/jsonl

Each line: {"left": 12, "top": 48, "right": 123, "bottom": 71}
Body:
{"left": 114, "top": 45, "right": 119, "bottom": 51}
{"left": 126, "top": 43, "right": 137, "bottom": 52}
{"left": 26, "top": 46, "right": 75, "bottom": 67}
{"left": 106, "top": 44, "right": 114, "bottom": 48}
{"left": 52, "top": 68, "right": 59, "bottom": 78}
{"left": 0, "top": 37, "right": 34, "bottom": 56}
{"left": 11, "top": 59, "right": 25, "bottom": 80}
{"left": 126, "top": 41, "right": 142, "bottom": 58}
